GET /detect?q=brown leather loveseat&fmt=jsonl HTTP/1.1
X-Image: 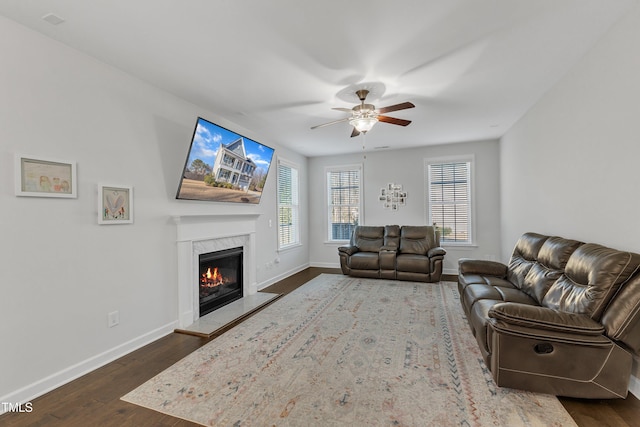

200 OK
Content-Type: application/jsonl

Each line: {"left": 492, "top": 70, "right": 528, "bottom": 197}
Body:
{"left": 338, "top": 225, "right": 446, "bottom": 282}
{"left": 458, "top": 232, "right": 640, "bottom": 398}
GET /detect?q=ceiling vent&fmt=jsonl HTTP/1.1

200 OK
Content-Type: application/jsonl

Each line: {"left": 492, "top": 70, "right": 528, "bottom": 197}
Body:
{"left": 42, "top": 13, "right": 65, "bottom": 25}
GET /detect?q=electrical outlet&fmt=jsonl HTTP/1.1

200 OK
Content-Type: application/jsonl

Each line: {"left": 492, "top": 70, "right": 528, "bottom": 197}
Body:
{"left": 108, "top": 311, "right": 119, "bottom": 328}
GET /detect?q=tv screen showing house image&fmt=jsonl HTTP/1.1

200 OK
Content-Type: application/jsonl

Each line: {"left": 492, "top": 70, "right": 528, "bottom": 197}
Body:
{"left": 176, "top": 117, "right": 275, "bottom": 204}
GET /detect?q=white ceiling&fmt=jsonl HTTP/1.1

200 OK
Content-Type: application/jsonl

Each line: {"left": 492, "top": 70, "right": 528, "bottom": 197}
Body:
{"left": 0, "top": 0, "right": 635, "bottom": 157}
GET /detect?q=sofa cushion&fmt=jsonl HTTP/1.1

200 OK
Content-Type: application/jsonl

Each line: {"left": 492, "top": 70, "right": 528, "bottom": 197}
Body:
{"left": 353, "top": 226, "right": 384, "bottom": 252}
{"left": 396, "top": 253, "right": 430, "bottom": 274}
{"left": 459, "top": 272, "right": 514, "bottom": 288}
{"left": 399, "top": 226, "right": 436, "bottom": 255}
{"left": 521, "top": 263, "right": 563, "bottom": 304}
{"left": 507, "top": 233, "right": 548, "bottom": 289}
{"left": 462, "top": 284, "right": 535, "bottom": 315}
{"left": 519, "top": 237, "right": 582, "bottom": 304}
{"left": 542, "top": 244, "right": 640, "bottom": 319}
{"left": 384, "top": 225, "right": 400, "bottom": 249}
{"left": 494, "top": 287, "right": 538, "bottom": 305}
{"left": 538, "top": 236, "right": 583, "bottom": 270}
{"left": 349, "top": 252, "right": 379, "bottom": 270}
{"left": 463, "top": 285, "right": 502, "bottom": 314}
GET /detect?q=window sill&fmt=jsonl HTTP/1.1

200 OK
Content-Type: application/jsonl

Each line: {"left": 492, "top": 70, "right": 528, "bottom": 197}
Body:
{"left": 441, "top": 243, "right": 478, "bottom": 250}
{"left": 278, "top": 243, "right": 303, "bottom": 253}
{"left": 324, "top": 240, "right": 349, "bottom": 245}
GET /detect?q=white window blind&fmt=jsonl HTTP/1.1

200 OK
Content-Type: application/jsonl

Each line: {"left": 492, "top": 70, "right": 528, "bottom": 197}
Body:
{"left": 327, "top": 166, "right": 361, "bottom": 241}
{"left": 277, "top": 160, "right": 299, "bottom": 249}
{"left": 427, "top": 160, "right": 472, "bottom": 244}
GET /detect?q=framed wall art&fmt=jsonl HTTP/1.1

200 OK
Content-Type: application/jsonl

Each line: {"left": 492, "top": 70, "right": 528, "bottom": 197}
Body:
{"left": 98, "top": 184, "right": 133, "bottom": 224}
{"left": 15, "top": 154, "right": 77, "bottom": 198}
{"left": 380, "top": 183, "right": 407, "bottom": 211}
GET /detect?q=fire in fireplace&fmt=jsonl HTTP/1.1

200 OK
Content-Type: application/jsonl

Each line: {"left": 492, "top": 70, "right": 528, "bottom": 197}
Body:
{"left": 198, "top": 246, "right": 243, "bottom": 317}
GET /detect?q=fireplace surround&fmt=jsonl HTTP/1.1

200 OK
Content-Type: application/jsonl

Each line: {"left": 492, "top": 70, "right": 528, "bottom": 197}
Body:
{"left": 173, "top": 214, "right": 259, "bottom": 328}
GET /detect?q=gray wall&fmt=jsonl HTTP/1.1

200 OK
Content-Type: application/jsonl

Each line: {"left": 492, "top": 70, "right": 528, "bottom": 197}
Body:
{"left": 0, "top": 16, "right": 309, "bottom": 403}
{"left": 308, "top": 140, "right": 501, "bottom": 275}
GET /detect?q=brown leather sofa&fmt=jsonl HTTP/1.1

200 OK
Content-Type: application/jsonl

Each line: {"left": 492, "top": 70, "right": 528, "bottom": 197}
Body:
{"left": 458, "top": 232, "right": 640, "bottom": 398}
{"left": 338, "top": 225, "right": 446, "bottom": 282}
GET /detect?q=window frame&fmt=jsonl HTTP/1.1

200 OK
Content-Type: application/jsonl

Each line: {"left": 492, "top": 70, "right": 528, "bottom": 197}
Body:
{"left": 325, "top": 164, "right": 363, "bottom": 243}
{"left": 276, "top": 158, "right": 301, "bottom": 251}
{"left": 424, "top": 155, "right": 475, "bottom": 246}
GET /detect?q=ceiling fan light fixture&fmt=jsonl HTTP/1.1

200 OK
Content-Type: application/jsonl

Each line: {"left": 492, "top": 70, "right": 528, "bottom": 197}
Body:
{"left": 349, "top": 116, "right": 378, "bottom": 133}
{"left": 311, "top": 88, "right": 414, "bottom": 137}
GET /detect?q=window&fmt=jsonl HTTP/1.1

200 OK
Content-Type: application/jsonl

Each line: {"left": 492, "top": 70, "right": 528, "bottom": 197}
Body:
{"left": 277, "top": 159, "right": 300, "bottom": 249}
{"left": 426, "top": 157, "right": 473, "bottom": 244}
{"left": 243, "top": 163, "right": 254, "bottom": 174}
{"left": 326, "top": 165, "right": 361, "bottom": 241}
{"left": 218, "top": 169, "right": 231, "bottom": 180}
{"left": 222, "top": 153, "right": 235, "bottom": 167}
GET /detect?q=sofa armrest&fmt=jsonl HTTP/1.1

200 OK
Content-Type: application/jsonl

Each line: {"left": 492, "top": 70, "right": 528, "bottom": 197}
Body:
{"left": 380, "top": 245, "right": 397, "bottom": 253}
{"left": 458, "top": 258, "right": 508, "bottom": 277}
{"left": 428, "top": 247, "right": 446, "bottom": 258}
{"left": 338, "top": 246, "right": 359, "bottom": 256}
{"left": 489, "top": 302, "right": 605, "bottom": 336}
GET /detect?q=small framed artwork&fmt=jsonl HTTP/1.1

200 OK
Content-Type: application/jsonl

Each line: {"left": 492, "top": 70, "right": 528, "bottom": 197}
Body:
{"left": 15, "top": 154, "right": 77, "bottom": 198}
{"left": 98, "top": 184, "right": 133, "bottom": 224}
{"left": 380, "top": 183, "right": 407, "bottom": 210}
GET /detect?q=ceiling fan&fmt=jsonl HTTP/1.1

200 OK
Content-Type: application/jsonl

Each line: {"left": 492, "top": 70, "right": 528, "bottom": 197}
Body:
{"left": 311, "top": 89, "right": 415, "bottom": 137}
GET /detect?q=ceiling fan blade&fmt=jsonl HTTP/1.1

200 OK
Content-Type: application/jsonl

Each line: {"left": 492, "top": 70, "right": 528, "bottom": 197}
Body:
{"left": 310, "top": 117, "right": 350, "bottom": 130}
{"left": 350, "top": 127, "right": 361, "bottom": 138}
{"left": 378, "top": 115, "right": 412, "bottom": 126}
{"left": 331, "top": 107, "right": 353, "bottom": 112}
{"left": 376, "top": 102, "right": 415, "bottom": 114}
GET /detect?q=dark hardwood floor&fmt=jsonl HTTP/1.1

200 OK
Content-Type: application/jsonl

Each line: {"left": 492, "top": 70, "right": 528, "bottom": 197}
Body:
{"left": 1, "top": 267, "right": 638, "bottom": 426}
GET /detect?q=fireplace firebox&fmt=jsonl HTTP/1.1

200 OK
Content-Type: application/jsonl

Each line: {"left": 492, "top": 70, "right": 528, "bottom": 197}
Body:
{"left": 198, "top": 246, "right": 243, "bottom": 317}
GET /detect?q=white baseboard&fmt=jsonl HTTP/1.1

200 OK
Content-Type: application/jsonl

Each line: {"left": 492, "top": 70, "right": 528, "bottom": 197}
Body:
{"left": 309, "top": 261, "right": 340, "bottom": 268}
{"left": 0, "top": 321, "right": 178, "bottom": 413}
{"left": 257, "top": 262, "right": 310, "bottom": 290}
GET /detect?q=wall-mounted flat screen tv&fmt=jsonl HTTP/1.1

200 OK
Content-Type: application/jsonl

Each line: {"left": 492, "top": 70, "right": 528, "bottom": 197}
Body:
{"left": 176, "top": 117, "right": 275, "bottom": 204}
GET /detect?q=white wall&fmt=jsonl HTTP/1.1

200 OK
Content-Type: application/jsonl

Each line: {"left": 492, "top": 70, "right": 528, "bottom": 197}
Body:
{"left": 500, "top": 3, "right": 640, "bottom": 396}
{"left": 308, "top": 140, "right": 501, "bottom": 275}
{"left": 0, "top": 16, "right": 308, "bottom": 403}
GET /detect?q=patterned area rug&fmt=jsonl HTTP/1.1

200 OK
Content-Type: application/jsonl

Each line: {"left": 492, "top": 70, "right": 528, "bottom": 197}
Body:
{"left": 122, "top": 274, "right": 577, "bottom": 426}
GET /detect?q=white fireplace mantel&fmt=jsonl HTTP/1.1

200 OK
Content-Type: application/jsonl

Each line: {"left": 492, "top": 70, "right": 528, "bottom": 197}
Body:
{"left": 172, "top": 213, "right": 261, "bottom": 241}
{"left": 173, "top": 213, "right": 261, "bottom": 327}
